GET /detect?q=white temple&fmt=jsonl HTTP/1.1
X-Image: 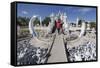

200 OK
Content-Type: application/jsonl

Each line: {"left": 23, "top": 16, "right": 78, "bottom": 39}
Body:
{"left": 28, "top": 11, "right": 90, "bottom": 39}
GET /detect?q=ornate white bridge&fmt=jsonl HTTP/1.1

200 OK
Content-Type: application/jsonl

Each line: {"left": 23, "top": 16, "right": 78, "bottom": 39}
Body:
{"left": 47, "top": 34, "right": 67, "bottom": 63}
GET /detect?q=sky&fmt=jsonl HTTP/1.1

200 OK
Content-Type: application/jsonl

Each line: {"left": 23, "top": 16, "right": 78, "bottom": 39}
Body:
{"left": 17, "top": 3, "right": 96, "bottom": 23}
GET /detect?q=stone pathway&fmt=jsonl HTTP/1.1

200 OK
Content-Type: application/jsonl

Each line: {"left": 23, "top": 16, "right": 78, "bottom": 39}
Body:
{"left": 47, "top": 34, "right": 67, "bottom": 63}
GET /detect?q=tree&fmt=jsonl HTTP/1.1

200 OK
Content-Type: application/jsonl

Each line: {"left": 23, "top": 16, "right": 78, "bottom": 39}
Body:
{"left": 17, "top": 16, "right": 30, "bottom": 26}
{"left": 90, "top": 22, "right": 96, "bottom": 28}
{"left": 78, "top": 20, "right": 82, "bottom": 26}
{"left": 33, "top": 17, "right": 40, "bottom": 26}
{"left": 42, "top": 17, "right": 51, "bottom": 26}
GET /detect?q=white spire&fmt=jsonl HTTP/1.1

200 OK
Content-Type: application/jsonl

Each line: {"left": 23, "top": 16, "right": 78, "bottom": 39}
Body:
{"left": 76, "top": 17, "right": 79, "bottom": 27}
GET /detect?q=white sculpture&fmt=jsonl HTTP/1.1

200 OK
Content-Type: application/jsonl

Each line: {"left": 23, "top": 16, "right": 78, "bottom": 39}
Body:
{"left": 87, "top": 22, "right": 90, "bottom": 30}
{"left": 62, "top": 13, "right": 69, "bottom": 34}
{"left": 29, "top": 15, "right": 37, "bottom": 37}
{"left": 28, "top": 15, "right": 51, "bottom": 49}
{"left": 39, "top": 16, "right": 42, "bottom": 27}
{"left": 79, "top": 20, "right": 86, "bottom": 37}
{"left": 47, "top": 13, "right": 55, "bottom": 34}
{"left": 76, "top": 17, "right": 79, "bottom": 27}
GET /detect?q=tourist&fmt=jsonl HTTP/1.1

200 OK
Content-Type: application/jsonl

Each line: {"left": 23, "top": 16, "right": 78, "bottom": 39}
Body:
{"left": 56, "top": 18, "right": 61, "bottom": 34}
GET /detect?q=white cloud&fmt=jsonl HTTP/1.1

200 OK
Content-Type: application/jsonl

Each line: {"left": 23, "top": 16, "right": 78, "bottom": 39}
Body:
{"left": 22, "top": 10, "right": 28, "bottom": 14}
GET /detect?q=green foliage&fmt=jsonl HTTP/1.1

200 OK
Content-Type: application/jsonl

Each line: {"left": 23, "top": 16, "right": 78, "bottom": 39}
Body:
{"left": 42, "top": 17, "right": 51, "bottom": 26}
{"left": 90, "top": 22, "right": 96, "bottom": 28}
{"left": 17, "top": 16, "right": 40, "bottom": 26}
{"left": 17, "top": 16, "right": 51, "bottom": 27}
{"left": 78, "top": 20, "right": 82, "bottom": 26}
{"left": 33, "top": 17, "right": 40, "bottom": 26}
{"left": 17, "top": 17, "right": 30, "bottom": 26}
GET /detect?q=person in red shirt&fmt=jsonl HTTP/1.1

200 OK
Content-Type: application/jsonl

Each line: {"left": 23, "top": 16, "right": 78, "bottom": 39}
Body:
{"left": 56, "top": 18, "right": 61, "bottom": 34}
